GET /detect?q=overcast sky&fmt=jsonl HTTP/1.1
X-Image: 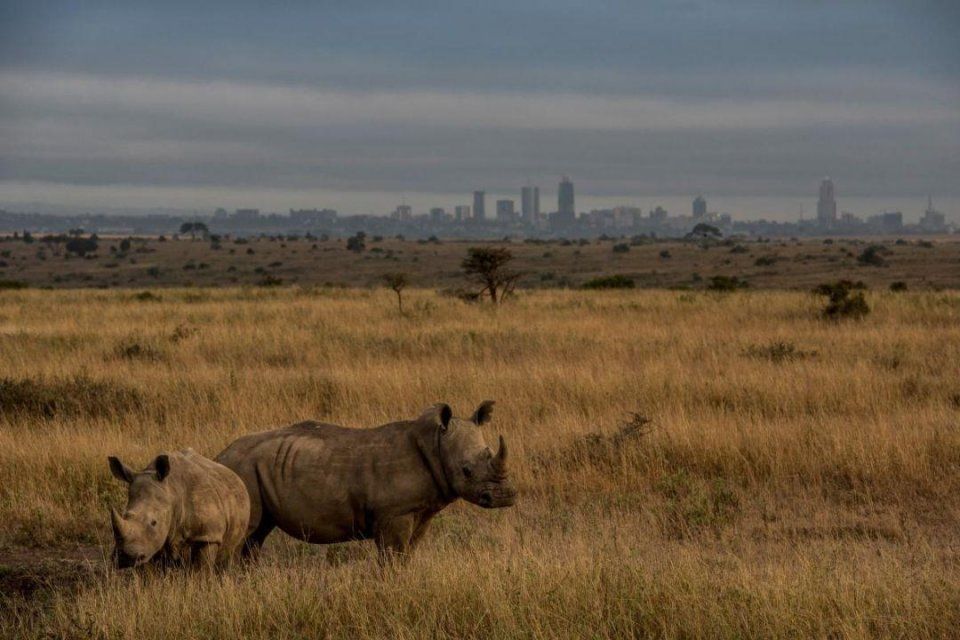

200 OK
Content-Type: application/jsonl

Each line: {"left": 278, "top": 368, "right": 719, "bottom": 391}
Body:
{"left": 1, "top": 0, "right": 958, "bottom": 215}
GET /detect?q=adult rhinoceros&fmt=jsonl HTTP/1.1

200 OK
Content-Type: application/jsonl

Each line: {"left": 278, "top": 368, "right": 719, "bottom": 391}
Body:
{"left": 215, "top": 401, "right": 516, "bottom": 556}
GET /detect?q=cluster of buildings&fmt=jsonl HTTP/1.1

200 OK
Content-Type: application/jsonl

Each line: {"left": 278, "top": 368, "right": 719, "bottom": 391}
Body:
{"left": 814, "top": 177, "right": 948, "bottom": 234}
{"left": 0, "top": 177, "right": 952, "bottom": 238}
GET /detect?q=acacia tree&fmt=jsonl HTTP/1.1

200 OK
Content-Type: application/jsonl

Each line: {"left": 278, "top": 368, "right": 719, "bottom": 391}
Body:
{"left": 382, "top": 272, "right": 409, "bottom": 314}
{"left": 461, "top": 247, "right": 520, "bottom": 304}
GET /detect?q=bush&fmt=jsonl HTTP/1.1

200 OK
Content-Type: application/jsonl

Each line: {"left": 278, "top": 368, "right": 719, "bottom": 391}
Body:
{"left": 754, "top": 255, "right": 778, "bottom": 267}
{"left": 582, "top": 275, "right": 635, "bottom": 289}
{"left": 65, "top": 237, "right": 98, "bottom": 257}
{"left": 707, "top": 275, "right": 748, "bottom": 292}
{"left": 815, "top": 280, "right": 870, "bottom": 320}
{"left": 813, "top": 280, "right": 866, "bottom": 297}
{"left": 258, "top": 275, "right": 283, "bottom": 287}
{"left": 857, "top": 245, "right": 887, "bottom": 266}
{"left": 659, "top": 250, "right": 671, "bottom": 259}
{"left": 612, "top": 243, "right": 630, "bottom": 253}
{"left": 0, "top": 280, "right": 27, "bottom": 290}
{"left": 889, "top": 281, "right": 908, "bottom": 292}
{"left": 347, "top": 233, "right": 366, "bottom": 253}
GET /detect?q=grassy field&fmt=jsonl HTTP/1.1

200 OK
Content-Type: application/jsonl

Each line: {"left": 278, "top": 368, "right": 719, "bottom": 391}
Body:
{"left": 2, "top": 234, "right": 959, "bottom": 291}
{"left": 1, "top": 286, "right": 959, "bottom": 638}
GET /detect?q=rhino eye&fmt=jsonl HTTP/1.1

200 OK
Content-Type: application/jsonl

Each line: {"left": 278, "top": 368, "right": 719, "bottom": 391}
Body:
{"left": 150, "top": 520, "right": 157, "bottom": 527}
{"left": 461, "top": 466, "right": 472, "bottom": 479}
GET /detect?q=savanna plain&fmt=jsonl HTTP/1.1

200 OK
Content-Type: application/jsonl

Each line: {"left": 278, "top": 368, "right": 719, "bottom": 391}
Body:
{"left": 1, "top": 283, "right": 959, "bottom": 638}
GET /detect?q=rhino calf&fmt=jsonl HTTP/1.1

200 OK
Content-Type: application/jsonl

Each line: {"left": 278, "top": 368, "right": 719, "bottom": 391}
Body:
{"left": 107, "top": 449, "right": 250, "bottom": 570}
{"left": 216, "top": 401, "right": 516, "bottom": 558}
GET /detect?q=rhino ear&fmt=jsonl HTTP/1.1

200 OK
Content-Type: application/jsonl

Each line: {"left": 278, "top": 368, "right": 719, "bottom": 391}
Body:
{"left": 421, "top": 403, "right": 453, "bottom": 432}
{"left": 154, "top": 455, "right": 171, "bottom": 482}
{"left": 471, "top": 400, "right": 495, "bottom": 426}
{"left": 108, "top": 456, "right": 134, "bottom": 484}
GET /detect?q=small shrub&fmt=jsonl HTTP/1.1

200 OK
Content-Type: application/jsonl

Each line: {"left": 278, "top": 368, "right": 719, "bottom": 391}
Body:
{"left": 346, "top": 233, "right": 366, "bottom": 253}
{"left": 612, "top": 243, "right": 630, "bottom": 253}
{"left": 258, "top": 275, "right": 283, "bottom": 287}
{"left": 889, "top": 281, "right": 908, "bottom": 292}
{"left": 707, "top": 275, "right": 748, "bottom": 292}
{"left": 133, "top": 291, "right": 161, "bottom": 302}
{"left": 815, "top": 280, "right": 870, "bottom": 320}
{"left": 754, "top": 255, "right": 778, "bottom": 267}
{"left": 659, "top": 250, "right": 671, "bottom": 259}
{"left": 0, "top": 280, "right": 28, "bottom": 290}
{"left": 857, "top": 245, "right": 887, "bottom": 266}
{"left": 582, "top": 275, "right": 635, "bottom": 289}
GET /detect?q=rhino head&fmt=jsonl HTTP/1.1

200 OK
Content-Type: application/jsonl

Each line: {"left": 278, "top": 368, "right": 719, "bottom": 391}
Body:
{"left": 107, "top": 455, "right": 175, "bottom": 569}
{"left": 432, "top": 401, "right": 517, "bottom": 508}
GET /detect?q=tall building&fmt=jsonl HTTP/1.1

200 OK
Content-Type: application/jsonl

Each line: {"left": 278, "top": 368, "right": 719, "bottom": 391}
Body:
{"left": 473, "top": 191, "right": 486, "bottom": 221}
{"left": 692, "top": 195, "right": 707, "bottom": 219}
{"left": 521, "top": 186, "right": 540, "bottom": 225}
{"left": 817, "top": 177, "right": 837, "bottom": 226}
{"left": 558, "top": 176, "right": 575, "bottom": 225}
{"left": 454, "top": 205, "right": 471, "bottom": 222}
{"left": 496, "top": 199, "right": 516, "bottom": 223}
{"left": 393, "top": 204, "right": 412, "bottom": 220}
{"left": 920, "top": 196, "right": 946, "bottom": 232}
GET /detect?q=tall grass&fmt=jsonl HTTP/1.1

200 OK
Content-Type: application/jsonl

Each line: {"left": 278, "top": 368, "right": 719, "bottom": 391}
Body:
{"left": 1, "top": 287, "right": 958, "bottom": 638}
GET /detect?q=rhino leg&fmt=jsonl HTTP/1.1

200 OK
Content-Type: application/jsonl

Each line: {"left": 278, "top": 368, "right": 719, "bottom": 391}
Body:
{"left": 408, "top": 512, "right": 438, "bottom": 550}
{"left": 374, "top": 515, "right": 417, "bottom": 560}
{"left": 241, "top": 514, "right": 275, "bottom": 559}
{"left": 193, "top": 542, "right": 220, "bottom": 571}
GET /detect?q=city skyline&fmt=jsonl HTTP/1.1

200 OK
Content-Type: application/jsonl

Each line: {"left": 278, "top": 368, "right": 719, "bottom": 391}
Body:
{"left": 1, "top": 180, "right": 955, "bottom": 226}
{"left": 1, "top": 174, "right": 952, "bottom": 238}
{"left": 1, "top": 2, "right": 958, "bottom": 213}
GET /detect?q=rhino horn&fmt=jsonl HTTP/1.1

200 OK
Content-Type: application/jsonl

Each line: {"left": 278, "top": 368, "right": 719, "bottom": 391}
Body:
{"left": 494, "top": 435, "right": 508, "bottom": 469}
{"left": 110, "top": 507, "right": 128, "bottom": 538}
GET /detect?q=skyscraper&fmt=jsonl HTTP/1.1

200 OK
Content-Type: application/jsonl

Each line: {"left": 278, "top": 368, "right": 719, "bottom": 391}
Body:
{"left": 817, "top": 177, "right": 837, "bottom": 226}
{"left": 454, "top": 205, "right": 471, "bottom": 222}
{"left": 496, "top": 199, "right": 516, "bottom": 222}
{"left": 472, "top": 191, "right": 486, "bottom": 221}
{"left": 558, "top": 176, "right": 575, "bottom": 225}
{"left": 693, "top": 195, "right": 707, "bottom": 219}
{"left": 521, "top": 186, "right": 540, "bottom": 225}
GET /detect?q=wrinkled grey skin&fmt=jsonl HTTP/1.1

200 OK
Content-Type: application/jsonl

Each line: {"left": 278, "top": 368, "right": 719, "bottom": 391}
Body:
{"left": 215, "top": 401, "right": 516, "bottom": 557}
{"left": 107, "top": 449, "right": 250, "bottom": 570}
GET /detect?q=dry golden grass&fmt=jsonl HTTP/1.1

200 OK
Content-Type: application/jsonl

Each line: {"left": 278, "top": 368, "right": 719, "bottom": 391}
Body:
{"left": 1, "top": 287, "right": 959, "bottom": 638}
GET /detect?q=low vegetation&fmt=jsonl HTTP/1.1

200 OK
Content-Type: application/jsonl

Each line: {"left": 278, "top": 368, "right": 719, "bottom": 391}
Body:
{"left": 815, "top": 280, "right": 871, "bottom": 319}
{"left": 581, "top": 274, "right": 635, "bottom": 289}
